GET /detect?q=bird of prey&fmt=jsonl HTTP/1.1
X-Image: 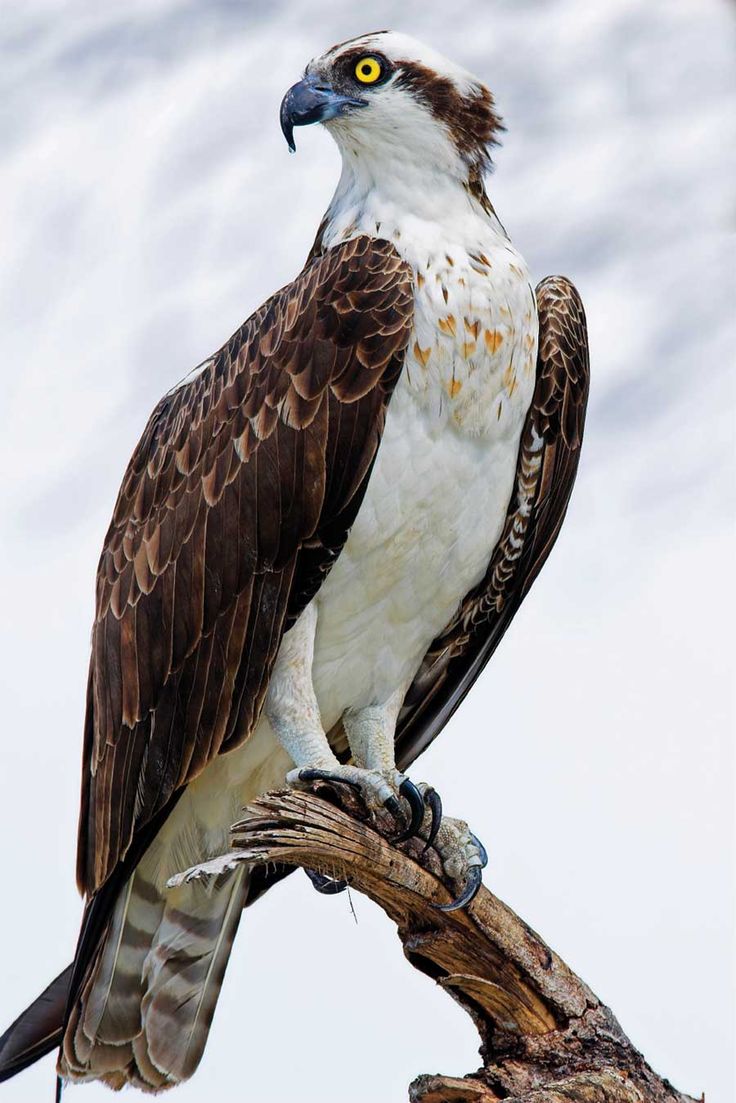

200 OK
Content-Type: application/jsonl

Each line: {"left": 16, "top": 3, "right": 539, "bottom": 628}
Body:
{"left": 0, "top": 30, "right": 589, "bottom": 1095}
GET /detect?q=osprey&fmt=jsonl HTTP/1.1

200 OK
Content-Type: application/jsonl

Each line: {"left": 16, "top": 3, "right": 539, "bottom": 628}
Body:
{"left": 0, "top": 30, "right": 589, "bottom": 1094}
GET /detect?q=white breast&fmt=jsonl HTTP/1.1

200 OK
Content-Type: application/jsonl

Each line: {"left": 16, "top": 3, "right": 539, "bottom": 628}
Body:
{"left": 311, "top": 229, "right": 538, "bottom": 729}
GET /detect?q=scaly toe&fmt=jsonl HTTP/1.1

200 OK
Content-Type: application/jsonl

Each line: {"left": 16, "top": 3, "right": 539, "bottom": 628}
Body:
{"left": 292, "top": 767, "right": 362, "bottom": 792}
{"left": 427, "top": 814, "right": 488, "bottom": 912}
{"left": 287, "top": 764, "right": 420, "bottom": 838}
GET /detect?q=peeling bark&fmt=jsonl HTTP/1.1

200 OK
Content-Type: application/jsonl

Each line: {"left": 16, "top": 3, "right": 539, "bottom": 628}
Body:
{"left": 229, "top": 789, "right": 698, "bottom": 1103}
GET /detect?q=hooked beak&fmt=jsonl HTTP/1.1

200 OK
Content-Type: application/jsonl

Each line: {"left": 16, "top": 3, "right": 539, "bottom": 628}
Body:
{"left": 279, "top": 75, "right": 367, "bottom": 152}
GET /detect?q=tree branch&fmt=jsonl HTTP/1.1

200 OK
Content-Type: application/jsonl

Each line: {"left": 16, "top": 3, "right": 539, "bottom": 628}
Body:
{"left": 229, "top": 789, "right": 698, "bottom": 1103}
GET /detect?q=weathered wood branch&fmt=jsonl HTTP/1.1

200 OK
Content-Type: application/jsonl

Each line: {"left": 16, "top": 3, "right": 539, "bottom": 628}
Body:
{"left": 230, "top": 789, "right": 698, "bottom": 1103}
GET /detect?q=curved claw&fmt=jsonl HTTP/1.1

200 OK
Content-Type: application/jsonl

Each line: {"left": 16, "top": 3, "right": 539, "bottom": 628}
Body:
{"left": 434, "top": 863, "right": 483, "bottom": 913}
{"left": 304, "top": 868, "right": 348, "bottom": 895}
{"left": 383, "top": 794, "right": 403, "bottom": 822}
{"left": 298, "top": 768, "right": 361, "bottom": 791}
{"left": 393, "top": 778, "right": 426, "bottom": 842}
{"left": 422, "top": 787, "right": 443, "bottom": 853}
{"left": 469, "top": 831, "right": 489, "bottom": 869}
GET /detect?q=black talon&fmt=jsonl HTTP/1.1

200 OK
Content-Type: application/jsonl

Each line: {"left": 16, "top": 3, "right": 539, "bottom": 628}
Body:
{"left": 304, "top": 868, "right": 348, "bottom": 895}
{"left": 393, "top": 778, "right": 425, "bottom": 842}
{"left": 383, "top": 794, "right": 403, "bottom": 822}
{"left": 469, "top": 831, "right": 489, "bottom": 869}
{"left": 422, "top": 787, "right": 443, "bottom": 852}
{"left": 434, "top": 864, "right": 483, "bottom": 912}
{"left": 298, "top": 768, "right": 361, "bottom": 791}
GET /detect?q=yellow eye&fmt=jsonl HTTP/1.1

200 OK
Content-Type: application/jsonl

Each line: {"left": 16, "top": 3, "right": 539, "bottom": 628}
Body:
{"left": 354, "top": 56, "right": 382, "bottom": 84}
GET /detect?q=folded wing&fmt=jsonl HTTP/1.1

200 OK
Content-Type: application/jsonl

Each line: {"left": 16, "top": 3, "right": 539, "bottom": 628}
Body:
{"left": 76, "top": 236, "right": 412, "bottom": 899}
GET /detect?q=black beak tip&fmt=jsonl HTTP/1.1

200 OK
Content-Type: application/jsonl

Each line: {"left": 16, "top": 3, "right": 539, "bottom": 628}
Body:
{"left": 279, "top": 96, "right": 297, "bottom": 152}
{"left": 279, "top": 78, "right": 367, "bottom": 154}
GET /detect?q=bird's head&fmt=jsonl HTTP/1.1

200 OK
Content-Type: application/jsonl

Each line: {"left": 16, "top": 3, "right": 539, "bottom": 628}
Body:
{"left": 280, "top": 31, "right": 503, "bottom": 204}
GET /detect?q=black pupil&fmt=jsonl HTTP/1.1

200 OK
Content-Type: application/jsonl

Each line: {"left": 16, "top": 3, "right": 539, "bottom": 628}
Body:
{"left": 361, "top": 63, "right": 373, "bottom": 76}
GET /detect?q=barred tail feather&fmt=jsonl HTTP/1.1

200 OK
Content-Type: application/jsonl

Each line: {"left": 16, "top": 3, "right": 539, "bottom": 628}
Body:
{"left": 60, "top": 866, "right": 249, "bottom": 1092}
{"left": 139, "top": 867, "right": 248, "bottom": 1085}
{"left": 83, "top": 870, "right": 166, "bottom": 1047}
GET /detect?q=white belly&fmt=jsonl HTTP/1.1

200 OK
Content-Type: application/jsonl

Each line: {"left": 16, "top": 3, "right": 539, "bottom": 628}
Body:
{"left": 312, "top": 372, "right": 527, "bottom": 728}
{"left": 310, "top": 229, "right": 537, "bottom": 727}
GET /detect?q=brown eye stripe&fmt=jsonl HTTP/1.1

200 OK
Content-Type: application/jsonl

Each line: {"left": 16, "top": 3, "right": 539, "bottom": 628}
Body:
{"left": 394, "top": 59, "right": 504, "bottom": 168}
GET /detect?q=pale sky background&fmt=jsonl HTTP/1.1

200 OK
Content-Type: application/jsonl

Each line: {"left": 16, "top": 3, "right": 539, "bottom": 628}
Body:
{"left": 0, "top": 1, "right": 734, "bottom": 1101}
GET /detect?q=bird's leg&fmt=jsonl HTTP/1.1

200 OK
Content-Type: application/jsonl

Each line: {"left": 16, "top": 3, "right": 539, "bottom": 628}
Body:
{"left": 264, "top": 610, "right": 417, "bottom": 883}
{"left": 339, "top": 688, "right": 425, "bottom": 839}
{"left": 265, "top": 608, "right": 485, "bottom": 908}
{"left": 281, "top": 684, "right": 423, "bottom": 839}
{"left": 265, "top": 604, "right": 352, "bottom": 894}
{"left": 344, "top": 693, "right": 488, "bottom": 909}
{"left": 266, "top": 612, "right": 421, "bottom": 837}
{"left": 331, "top": 702, "right": 488, "bottom": 909}
{"left": 264, "top": 604, "right": 340, "bottom": 775}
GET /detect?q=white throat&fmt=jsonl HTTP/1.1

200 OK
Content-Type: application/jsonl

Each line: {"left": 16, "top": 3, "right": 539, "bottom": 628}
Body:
{"left": 321, "top": 140, "right": 505, "bottom": 257}
{"left": 318, "top": 136, "right": 537, "bottom": 442}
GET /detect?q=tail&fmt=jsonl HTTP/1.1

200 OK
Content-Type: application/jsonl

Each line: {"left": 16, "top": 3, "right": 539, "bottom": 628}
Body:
{"left": 59, "top": 862, "right": 248, "bottom": 1092}
{"left": 0, "top": 965, "right": 72, "bottom": 1082}
{"left": 1, "top": 729, "right": 287, "bottom": 1091}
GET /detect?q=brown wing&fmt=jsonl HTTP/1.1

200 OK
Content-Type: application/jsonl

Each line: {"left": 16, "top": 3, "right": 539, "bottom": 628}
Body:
{"left": 76, "top": 235, "right": 413, "bottom": 897}
{"left": 394, "top": 274, "right": 590, "bottom": 769}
